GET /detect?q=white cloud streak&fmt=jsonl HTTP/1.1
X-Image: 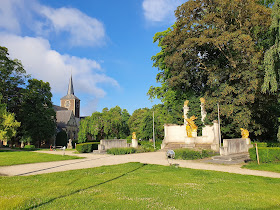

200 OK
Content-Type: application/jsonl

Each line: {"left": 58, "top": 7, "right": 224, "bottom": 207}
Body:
{"left": 142, "top": 0, "right": 185, "bottom": 23}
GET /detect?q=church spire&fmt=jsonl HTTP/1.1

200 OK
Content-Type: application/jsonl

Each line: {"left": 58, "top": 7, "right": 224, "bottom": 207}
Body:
{"left": 67, "top": 74, "right": 74, "bottom": 95}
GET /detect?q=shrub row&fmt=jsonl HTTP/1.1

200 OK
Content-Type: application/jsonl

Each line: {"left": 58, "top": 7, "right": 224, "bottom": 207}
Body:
{"left": 24, "top": 145, "right": 36, "bottom": 150}
{"left": 76, "top": 142, "right": 99, "bottom": 153}
{"left": 106, "top": 146, "right": 158, "bottom": 155}
{"left": 249, "top": 147, "right": 280, "bottom": 163}
{"left": 174, "top": 149, "right": 216, "bottom": 160}
{"left": 251, "top": 142, "right": 280, "bottom": 147}
{"left": 107, "top": 147, "right": 137, "bottom": 155}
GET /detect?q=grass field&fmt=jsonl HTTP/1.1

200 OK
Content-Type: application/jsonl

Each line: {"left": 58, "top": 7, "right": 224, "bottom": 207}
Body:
{"left": 0, "top": 162, "right": 280, "bottom": 209}
{"left": 242, "top": 161, "right": 280, "bottom": 173}
{"left": 0, "top": 150, "right": 82, "bottom": 166}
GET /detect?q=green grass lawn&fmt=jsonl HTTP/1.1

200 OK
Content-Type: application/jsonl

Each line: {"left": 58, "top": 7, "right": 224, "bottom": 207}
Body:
{"left": 242, "top": 161, "right": 280, "bottom": 173}
{"left": 0, "top": 150, "right": 82, "bottom": 166}
{"left": 0, "top": 162, "right": 280, "bottom": 209}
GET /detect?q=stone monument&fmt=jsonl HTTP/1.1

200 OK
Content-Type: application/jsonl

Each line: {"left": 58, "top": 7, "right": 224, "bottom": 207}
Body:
{"left": 132, "top": 132, "right": 138, "bottom": 148}
{"left": 67, "top": 139, "right": 73, "bottom": 149}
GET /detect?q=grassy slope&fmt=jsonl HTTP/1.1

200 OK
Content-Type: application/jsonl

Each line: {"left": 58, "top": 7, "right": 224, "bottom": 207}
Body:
{"left": 242, "top": 161, "right": 280, "bottom": 173}
{"left": 0, "top": 162, "right": 279, "bottom": 209}
{"left": 0, "top": 150, "right": 82, "bottom": 166}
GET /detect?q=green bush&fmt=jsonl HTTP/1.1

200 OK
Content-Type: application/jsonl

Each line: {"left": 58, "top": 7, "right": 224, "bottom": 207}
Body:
{"left": 76, "top": 142, "right": 99, "bottom": 153}
{"left": 252, "top": 142, "right": 267, "bottom": 147}
{"left": 249, "top": 147, "right": 280, "bottom": 163}
{"left": 107, "top": 147, "right": 137, "bottom": 155}
{"left": 24, "top": 145, "right": 35, "bottom": 150}
{"left": 267, "top": 142, "right": 280, "bottom": 147}
{"left": 139, "top": 140, "right": 162, "bottom": 151}
{"left": 174, "top": 149, "right": 215, "bottom": 160}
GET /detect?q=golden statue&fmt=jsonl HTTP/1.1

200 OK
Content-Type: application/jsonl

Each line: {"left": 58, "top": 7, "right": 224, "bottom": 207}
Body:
{"left": 200, "top": 97, "right": 205, "bottom": 103}
{"left": 183, "top": 115, "right": 198, "bottom": 137}
{"left": 184, "top": 100, "right": 189, "bottom": 106}
{"left": 240, "top": 128, "right": 249, "bottom": 138}
{"left": 132, "top": 132, "right": 137, "bottom": 140}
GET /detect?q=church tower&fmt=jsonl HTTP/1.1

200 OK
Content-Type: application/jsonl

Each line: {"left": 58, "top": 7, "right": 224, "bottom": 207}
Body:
{"left": 60, "top": 75, "right": 80, "bottom": 118}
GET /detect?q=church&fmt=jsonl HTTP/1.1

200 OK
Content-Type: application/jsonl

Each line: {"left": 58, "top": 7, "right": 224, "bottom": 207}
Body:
{"left": 53, "top": 75, "right": 81, "bottom": 141}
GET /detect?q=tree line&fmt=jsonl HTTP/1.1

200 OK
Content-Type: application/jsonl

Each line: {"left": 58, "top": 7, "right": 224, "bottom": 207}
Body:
{"left": 78, "top": 104, "right": 175, "bottom": 143}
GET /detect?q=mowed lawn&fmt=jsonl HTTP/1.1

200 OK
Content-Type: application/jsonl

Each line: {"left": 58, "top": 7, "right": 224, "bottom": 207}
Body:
{"left": 242, "top": 161, "right": 280, "bottom": 173}
{"left": 0, "top": 163, "right": 279, "bottom": 209}
{"left": 0, "top": 150, "right": 82, "bottom": 166}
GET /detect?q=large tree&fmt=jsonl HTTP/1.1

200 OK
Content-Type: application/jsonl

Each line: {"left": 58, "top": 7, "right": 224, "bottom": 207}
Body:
{"left": 19, "top": 79, "right": 56, "bottom": 146}
{"left": 149, "top": 0, "right": 278, "bottom": 139}
{"left": 261, "top": 0, "right": 280, "bottom": 141}
{"left": 0, "top": 46, "right": 28, "bottom": 114}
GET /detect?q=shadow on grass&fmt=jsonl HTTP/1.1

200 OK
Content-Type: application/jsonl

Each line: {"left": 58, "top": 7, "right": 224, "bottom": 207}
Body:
{"left": 0, "top": 148, "right": 39, "bottom": 152}
{"left": 16, "top": 156, "right": 108, "bottom": 176}
{"left": 26, "top": 163, "right": 147, "bottom": 209}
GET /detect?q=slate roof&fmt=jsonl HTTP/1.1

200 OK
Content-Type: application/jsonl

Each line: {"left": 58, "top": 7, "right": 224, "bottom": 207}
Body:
{"left": 53, "top": 105, "right": 68, "bottom": 112}
{"left": 56, "top": 110, "right": 73, "bottom": 129}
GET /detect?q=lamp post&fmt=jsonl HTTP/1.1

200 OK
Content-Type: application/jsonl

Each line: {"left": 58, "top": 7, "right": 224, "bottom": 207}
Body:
{"left": 217, "top": 103, "right": 222, "bottom": 148}
{"left": 153, "top": 111, "right": 155, "bottom": 150}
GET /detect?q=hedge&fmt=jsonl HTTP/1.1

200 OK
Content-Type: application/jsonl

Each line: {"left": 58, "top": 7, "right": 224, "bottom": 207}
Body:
{"left": 24, "top": 145, "right": 35, "bottom": 150}
{"left": 174, "top": 149, "right": 216, "bottom": 160}
{"left": 76, "top": 142, "right": 99, "bottom": 153}
{"left": 107, "top": 147, "right": 137, "bottom": 155}
{"left": 252, "top": 142, "right": 267, "bottom": 147}
{"left": 249, "top": 147, "right": 280, "bottom": 163}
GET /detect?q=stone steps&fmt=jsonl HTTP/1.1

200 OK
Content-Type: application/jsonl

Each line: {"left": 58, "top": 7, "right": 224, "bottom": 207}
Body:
{"left": 195, "top": 144, "right": 212, "bottom": 150}
{"left": 212, "top": 153, "right": 250, "bottom": 161}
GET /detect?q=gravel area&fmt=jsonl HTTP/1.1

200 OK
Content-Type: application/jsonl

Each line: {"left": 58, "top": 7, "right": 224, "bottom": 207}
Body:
{"left": 0, "top": 150, "right": 280, "bottom": 178}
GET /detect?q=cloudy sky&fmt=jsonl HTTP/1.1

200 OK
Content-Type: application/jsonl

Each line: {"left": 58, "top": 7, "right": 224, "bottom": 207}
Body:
{"left": 0, "top": 0, "right": 185, "bottom": 116}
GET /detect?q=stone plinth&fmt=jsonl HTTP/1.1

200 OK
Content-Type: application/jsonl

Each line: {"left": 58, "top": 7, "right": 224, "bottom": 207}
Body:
{"left": 220, "top": 138, "right": 252, "bottom": 156}
{"left": 132, "top": 139, "right": 138, "bottom": 148}
{"left": 98, "top": 139, "right": 128, "bottom": 151}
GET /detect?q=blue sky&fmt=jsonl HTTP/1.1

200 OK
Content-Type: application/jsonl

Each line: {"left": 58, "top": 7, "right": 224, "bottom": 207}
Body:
{"left": 0, "top": 0, "right": 185, "bottom": 116}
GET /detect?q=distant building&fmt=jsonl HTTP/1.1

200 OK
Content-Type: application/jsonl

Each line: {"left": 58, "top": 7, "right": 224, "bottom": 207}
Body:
{"left": 54, "top": 75, "right": 80, "bottom": 141}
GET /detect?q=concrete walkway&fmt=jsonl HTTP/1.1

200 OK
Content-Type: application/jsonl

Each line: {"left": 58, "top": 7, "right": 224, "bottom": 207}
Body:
{"left": 1, "top": 150, "right": 280, "bottom": 178}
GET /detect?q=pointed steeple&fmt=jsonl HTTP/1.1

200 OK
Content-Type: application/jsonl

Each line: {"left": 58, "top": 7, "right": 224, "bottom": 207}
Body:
{"left": 67, "top": 74, "right": 74, "bottom": 95}
{"left": 61, "top": 74, "right": 80, "bottom": 100}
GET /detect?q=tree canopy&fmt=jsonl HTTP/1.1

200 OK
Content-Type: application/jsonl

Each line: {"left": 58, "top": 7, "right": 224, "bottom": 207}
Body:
{"left": 19, "top": 79, "right": 56, "bottom": 146}
{"left": 149, "top": 0, "right": 279, "bottom": 139}
{"left": 0, "top": 46, "right": 28, "bottom": 114}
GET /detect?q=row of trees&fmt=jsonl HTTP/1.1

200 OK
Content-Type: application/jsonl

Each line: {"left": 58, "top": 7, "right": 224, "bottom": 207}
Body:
{"left": 0, "top": 46, "right": 56, "bottom": 146}
{"left": 148, "top": 0, "right": 280, "bottom": 141}
{"left": 78, "top": 104, "right": 175, "bottom": 143}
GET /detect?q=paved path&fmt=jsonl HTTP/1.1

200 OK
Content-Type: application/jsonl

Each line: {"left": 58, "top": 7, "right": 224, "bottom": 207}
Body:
{"left": 1, "top": 150, "right": 280, "bottom": 178}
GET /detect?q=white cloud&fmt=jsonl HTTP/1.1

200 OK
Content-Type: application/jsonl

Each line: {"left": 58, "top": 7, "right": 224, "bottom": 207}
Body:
{"left": 0, "top": 0, "right": 24, "bottom": 33}
{"left": 0, "top": 33, "right": 119, "bottom": 99}
{"left": 142, "top": 0, "right": 185, "bottom": 23}
{"left": 39, "top": 6, "right": 106, "bottom": 47}
{"left": 0, "top": 0, "right": 106, "bottom": 47}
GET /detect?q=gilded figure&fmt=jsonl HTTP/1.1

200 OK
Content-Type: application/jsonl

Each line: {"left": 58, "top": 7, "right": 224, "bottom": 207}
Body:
{"left": 240, "top": 128, "right": 249, "bottom": 138}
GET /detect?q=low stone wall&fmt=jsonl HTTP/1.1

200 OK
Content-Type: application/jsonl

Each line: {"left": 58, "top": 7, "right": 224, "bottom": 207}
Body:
{"left": 220, "top": 138, "right": 252, "bottom": 156}
{"left": 98, "top": 139, "right": 128, "bottom": 151}
{"left": 163, "top": 124, "right": 186, "bottom": 143}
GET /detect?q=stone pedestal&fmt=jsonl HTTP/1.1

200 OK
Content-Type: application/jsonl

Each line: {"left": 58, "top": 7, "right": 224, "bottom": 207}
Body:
{"left": 132, "top": 139, "right": 138, "bottom": 148}
{"left": 67, "top": 139, "right": 73, "bottom": 149}
{"left": 192, "top": 131, "right": 197, "bottom": 137}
